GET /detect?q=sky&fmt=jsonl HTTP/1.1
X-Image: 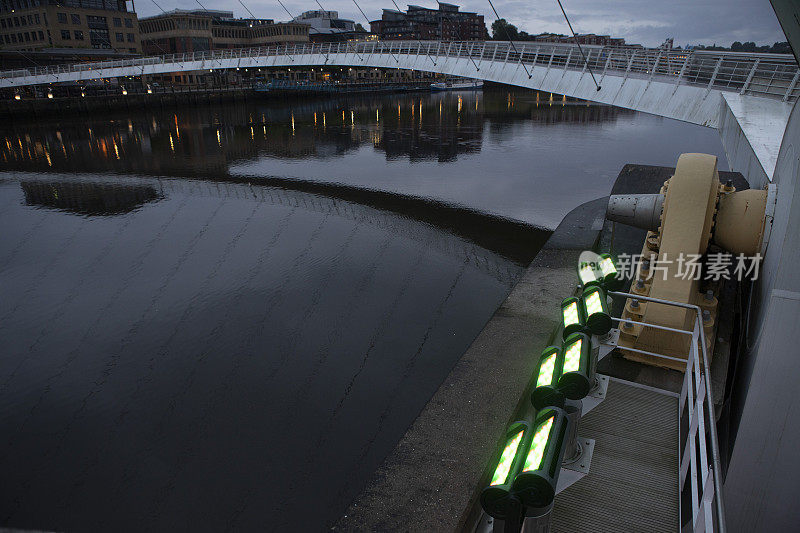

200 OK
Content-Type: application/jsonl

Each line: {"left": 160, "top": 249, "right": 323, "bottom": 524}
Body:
{"left": 132, "top": 0, "right": 787, "bottom": 48}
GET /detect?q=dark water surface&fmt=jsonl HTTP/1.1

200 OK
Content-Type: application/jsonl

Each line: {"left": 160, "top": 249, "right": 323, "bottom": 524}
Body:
{"left": 0, "top": 89, "right": 727, "bottom": 531}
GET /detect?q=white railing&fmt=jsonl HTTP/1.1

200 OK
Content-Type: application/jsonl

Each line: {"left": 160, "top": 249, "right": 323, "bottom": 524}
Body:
{"left": 2, "top": 41, "right": 798, "bottom": 101}
{"left": 607, "top": 291, "right": 726, "bottom": 533}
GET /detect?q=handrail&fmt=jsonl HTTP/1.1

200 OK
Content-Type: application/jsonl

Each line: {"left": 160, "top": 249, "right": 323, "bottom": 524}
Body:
{"left": 607, "top": 290, "right": 726, "bottom": 533}
{"left": 2, "top": 40, "right": 798, "bottom": 101}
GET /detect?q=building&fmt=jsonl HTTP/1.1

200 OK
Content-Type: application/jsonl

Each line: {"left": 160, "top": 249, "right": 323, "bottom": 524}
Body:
{"left": 0, "top": 0, "right": 140, "bottom": 53}
{"left": 370, "top": 3, "right": 486, "bottom": 41}
{"left": 138, "top": 9, "right": 308, "bottom": 55}
{"left": 532, "top": 32, "right": 627, "bottom": 47}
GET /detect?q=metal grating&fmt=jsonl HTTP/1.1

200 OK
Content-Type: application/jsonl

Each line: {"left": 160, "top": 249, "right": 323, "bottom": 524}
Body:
{"left": 551, "top": 379, "right": 678, "bottom": 533}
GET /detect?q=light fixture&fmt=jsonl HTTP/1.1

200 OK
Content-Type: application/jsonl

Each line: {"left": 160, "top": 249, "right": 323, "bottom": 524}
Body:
{"left": 597, "top": 253, "right": 621, "bottom": 288}
{"left": 557, "top": 332, "right": 592, "bottom": 400}
{"left": 511, "top": 407, "right": 569, "bottom": 511}
{"left": 14, "top": 94, "right": 21, "bottom": 100}
{"left": 47, "top": 91, "right": 53, "bottom": 99}
{"left": 581, "top": 285, "right": 612, "bottom": 335}
{"left": 531, "top": 346, "right": 564, "bottom": 410}
{"left": 480, "top": 420, "right": 530, "bottom": 520}
{"left": 560, "top": 296, "right": 586, "bottom": 339}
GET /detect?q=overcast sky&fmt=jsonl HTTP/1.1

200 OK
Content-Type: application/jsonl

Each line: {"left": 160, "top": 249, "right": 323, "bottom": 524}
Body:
{"left": 134, "top": 0, "right": 786, "bottom": 48}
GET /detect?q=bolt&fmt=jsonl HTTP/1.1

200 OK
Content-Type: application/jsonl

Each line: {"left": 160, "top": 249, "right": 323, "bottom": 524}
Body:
{"left": 702, "top": 309, "right": 711, "bottom": 323}
{"left": 631, "top": 298, "right": 640, "bottom": 309}
{"left": 705, "top": 289, "right": 714, "bottom": 301}
{"left": 623, "top": 320, "right": 633, "bottom": 329}
{"left": 642, "top": 259, "right": 650, "bottom": 271}
{"left": 636, "top": 278, "right": 645, "bottom": 290}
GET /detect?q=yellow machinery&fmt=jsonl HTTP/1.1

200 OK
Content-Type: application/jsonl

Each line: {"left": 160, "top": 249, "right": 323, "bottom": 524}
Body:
{"left": 608, "top": 153, "right": 768, "bottom": 370}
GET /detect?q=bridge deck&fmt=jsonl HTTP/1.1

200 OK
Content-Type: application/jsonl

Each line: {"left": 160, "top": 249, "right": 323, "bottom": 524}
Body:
{"left": 552, "top": 379, "right": 678, "bottom": 533}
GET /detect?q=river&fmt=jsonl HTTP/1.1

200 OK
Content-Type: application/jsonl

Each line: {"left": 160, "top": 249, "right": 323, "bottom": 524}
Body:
{"left": 0, "top": 87, "right": 727, "bottom": 531}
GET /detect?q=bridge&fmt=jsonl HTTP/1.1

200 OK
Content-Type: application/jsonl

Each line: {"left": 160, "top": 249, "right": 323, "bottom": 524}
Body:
{"left": 2, "top": 40, "right": 796, "bottom": 185}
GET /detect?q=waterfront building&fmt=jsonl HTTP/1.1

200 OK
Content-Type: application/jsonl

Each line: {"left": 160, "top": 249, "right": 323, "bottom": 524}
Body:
{"left": 370, "top": 3, "right": 486, "bottom": 41}
{"left": 138, "top": 9, "right": 308, "bottom": 55}
{"left": 292, "top": 10, "right": 368, "bottom": 42}
{"left": 0, "top": 0, "right": 140, "bottom": 53}
{"left": 531, "top": 32, "right": 627, "bottom": 47}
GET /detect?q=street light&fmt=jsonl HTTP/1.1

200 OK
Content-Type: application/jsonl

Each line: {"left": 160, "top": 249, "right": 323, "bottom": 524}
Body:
{"left": 480, "top": 421, "right": 530, "bottom": 520}
{"left": 560, "top": 296, "right": 586, "bottom": 339}
{"left": 581, "top": 285, "right": 612, "bottom": 335}
{"left": 577, "top": 260, "right": 600, "bottom": 288}
{"left": 557, "top": 332, "right": 592, "bottom": 400}
{"left": 531, "top": 346, "right": 564, "bottom": 410}
{"left": 511, "top": 407, "right": 569, "bottom": 510}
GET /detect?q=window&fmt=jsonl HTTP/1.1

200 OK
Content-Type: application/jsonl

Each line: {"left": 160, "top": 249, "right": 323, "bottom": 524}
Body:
{"left": 61, "top": 29, "right": 70, "bottom": 39}
{"left": 37, "top": 30, "right": 42, "bottom": 39}
{"left": 115, "top": 31, "right": 123, "bottom": 41}
{"left": 113, "top": 17, "right": 121, "bottom": 27}
{"left": 126, "top": 32, "right": 133, "bottom": 42}
{"left": 3, "top": 35, "right": 8, "bottom": 43}
{"left": 124, "top": 18, "right": 132, "bottom": 28}
{"left": 34, "top": 13, "right": 39, "bottom": 24}
{"left": 71, "top": 14, "right": 79, "bottom": 24}
{"left": 0, "top": 19, "right": 5, "bottom": 28}
{"left": 13, "top": 16, "right": 19, "bottom": 26}
{"left": 24, "top": 31, "right": 29, "bottom": 41}
{"left": 57, "top": 12, "right": 67, "bottom": 24}
{"left": 74, "top": 29, "right": 83, "bottom": 39}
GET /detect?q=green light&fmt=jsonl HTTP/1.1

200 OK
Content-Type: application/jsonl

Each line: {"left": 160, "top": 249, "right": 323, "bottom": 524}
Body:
{"left": 490, "top": 429, "right": 524, "bottom": 486}
{"left": 584, "top": 289, "right": 603, "bottom": 315}
{"left": 523, "top": 415, "right": 554, "bottom": 472}
{"left": 563, "top": 337, "right": 582, "bottom": 373}
{"left": 578, "top": 263, "right": 597, "bottom": 285}
{"left": 536, "top": 352, "right": 557, "bottom": 388}
{"left": 562, "top": 300, "right": 579, "bottom": 328}
{"left": 599, "top": 256, "right": 616, "bottom": 278}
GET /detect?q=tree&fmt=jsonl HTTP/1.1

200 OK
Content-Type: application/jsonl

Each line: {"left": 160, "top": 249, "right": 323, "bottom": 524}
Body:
{"left": 491, "top": 18, "right": 519, "bottom": 41}
{"left": 354, "top": 23, "right": 366, "bottom": 32}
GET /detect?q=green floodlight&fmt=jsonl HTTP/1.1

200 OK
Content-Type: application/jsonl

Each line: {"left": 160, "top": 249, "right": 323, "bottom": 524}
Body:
{"left": 480, "top": 421, "right": 530, "bottom": 519}
{"left": 577, "top": 260, "right": 601, "bottom": 288}
{"left": 581, "top": 285, "right": 612, "bottom": 335}
{"left": 557, "top": 332, "right": 592, "bottom": 400}
{"left": 597, "top": 253, "right": 622, "bottom": 289}
{"left": 560, "top": 296, "right": 586, "bottom": 339}
{"left": 531, "top": 345, "right": 565, "bottom": 410}
{"left": 511, "top": 407, "right": 569, "bottom": 511}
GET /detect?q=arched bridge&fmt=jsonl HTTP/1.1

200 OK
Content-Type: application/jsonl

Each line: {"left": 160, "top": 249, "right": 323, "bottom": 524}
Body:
{"left": 2, "top": 40, "right": 798, "bottom": 183}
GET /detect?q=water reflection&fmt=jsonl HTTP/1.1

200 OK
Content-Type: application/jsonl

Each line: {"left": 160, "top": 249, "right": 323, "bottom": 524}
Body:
{"left": 21, "top": 180, "right": 161, "bottom": 216}
{"left": 0, "top": 91, "right": 630, "bottom": 176}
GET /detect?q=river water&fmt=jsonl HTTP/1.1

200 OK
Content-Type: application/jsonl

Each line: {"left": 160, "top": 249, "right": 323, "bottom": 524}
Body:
{"left": 0, "top": 88, "right": 726, "bottom": 531}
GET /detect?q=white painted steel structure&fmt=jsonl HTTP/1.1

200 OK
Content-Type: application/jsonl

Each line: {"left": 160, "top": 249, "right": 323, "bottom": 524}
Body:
{"left": 1, "top": 42, "right": 797, "bottom": 117}
{"left": 607, "top": 291, "right": 726, "bottom": 533}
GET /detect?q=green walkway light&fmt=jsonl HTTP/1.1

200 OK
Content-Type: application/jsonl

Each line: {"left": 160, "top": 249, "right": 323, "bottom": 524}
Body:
{"left": 561, "top": 296, "right": 586, "bottom": 339}
{"left": 531, "top": 346, "right": 565, "bottom": 410}
{"left": 577, "top": 260, "right": 601, "bottom": 288}
{"left": 511, "top": 407, "right": 569, "bottom": 510}
{"left": 581, "top": 285, "right": 612, "bottom": 335}
{"left": 597, "top": 253, "right": 621, "bottom": 289}
{"left": 557, "top": 332, "right": 592, "bottom": 400}
{"left": 480, "top": 421, "right": 530, "bottom": 519}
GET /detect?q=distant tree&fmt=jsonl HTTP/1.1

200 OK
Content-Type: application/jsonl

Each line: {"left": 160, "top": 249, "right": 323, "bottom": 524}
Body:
{"left": 355, "top": 23, "right": 366, "bottom": 32}
{"left": 491, "top": 18, "right": 519, "bottom": 41}
{"left": 730, "top": 41, "right": 743, "bottom": 51}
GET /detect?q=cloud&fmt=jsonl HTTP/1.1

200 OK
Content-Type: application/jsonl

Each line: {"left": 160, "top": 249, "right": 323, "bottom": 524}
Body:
{"left": 135, "top": 0, "right": 787, "bottom": 48}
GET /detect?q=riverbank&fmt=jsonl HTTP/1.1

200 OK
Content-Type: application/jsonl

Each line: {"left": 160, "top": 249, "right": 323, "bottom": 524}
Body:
{"left": 0, "top": 81, "right": 433, "bottom": 119}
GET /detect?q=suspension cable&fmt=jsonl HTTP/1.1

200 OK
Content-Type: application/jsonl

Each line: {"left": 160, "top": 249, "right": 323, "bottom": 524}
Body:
{"left": 389, "top": 0, "right": 437, "bottom": 66}
{"left": 351, "top": 0, "right": 398, "bottom": 63}
{"left": 555, "top": 0, "right": 601, "bottom": 90}
{"left": 314, "top": 0, "right": 362, "bottom": 60}
{"left": 485, "top": 0, "right": 531, "bottom": 78}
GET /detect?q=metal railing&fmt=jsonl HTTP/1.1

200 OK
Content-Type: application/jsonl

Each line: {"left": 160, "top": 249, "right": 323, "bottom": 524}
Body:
{"left": 2, "top": 41, "right": 798, "bottom": 101}
{"left": 607, "top": 291, "right": 726, "bottom": 533}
